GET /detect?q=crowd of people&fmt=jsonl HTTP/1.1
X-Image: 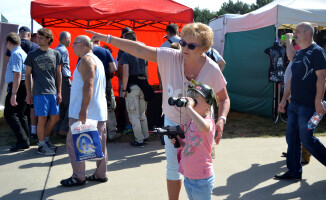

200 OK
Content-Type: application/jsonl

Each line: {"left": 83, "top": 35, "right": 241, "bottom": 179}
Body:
{"left": 3, "top": 21, "right": 326, "bottom": 199}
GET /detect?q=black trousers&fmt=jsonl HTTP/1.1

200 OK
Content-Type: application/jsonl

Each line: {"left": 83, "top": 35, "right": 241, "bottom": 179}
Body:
{"left": 54, "top": 76, "right": 71, "bottom": 132}
{"left": 4, "top": 81, "right": 30, "bottom": 145}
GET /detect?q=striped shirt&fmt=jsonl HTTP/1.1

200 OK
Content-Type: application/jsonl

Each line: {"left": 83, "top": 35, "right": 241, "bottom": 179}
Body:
{"left": 5, "top": 46, "right": 27, "bottom": 83}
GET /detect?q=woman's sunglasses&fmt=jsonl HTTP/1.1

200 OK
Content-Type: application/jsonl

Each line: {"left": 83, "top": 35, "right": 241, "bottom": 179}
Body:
{"left": 179, "top": 39, "right": 200, "bottom": 50}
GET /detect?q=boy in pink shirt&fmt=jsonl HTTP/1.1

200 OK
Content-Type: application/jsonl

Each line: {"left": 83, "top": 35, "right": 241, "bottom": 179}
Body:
{"left": 171, "top": 82, "right": 218, "bottom": 200}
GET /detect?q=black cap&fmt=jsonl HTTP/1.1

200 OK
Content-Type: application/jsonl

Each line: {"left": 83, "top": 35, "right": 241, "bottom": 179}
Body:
{"left": 188, "top": 82, "right": 215, "bottom": 105}
{"left": 19, "top": 26, "right": 31, "bottom": 33}
{"left": 121, "top": 27, "right": 132, "bottom": 38}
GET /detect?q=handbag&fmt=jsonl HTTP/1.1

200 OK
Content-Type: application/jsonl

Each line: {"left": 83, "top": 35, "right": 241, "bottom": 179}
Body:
{"left": 71, "top": 119, "right": 104, "bottom": 162}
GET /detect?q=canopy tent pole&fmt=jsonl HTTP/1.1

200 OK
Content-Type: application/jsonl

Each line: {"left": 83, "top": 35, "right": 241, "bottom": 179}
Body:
{"left": 31, "top": 18, "right": 33, "bottom": 33}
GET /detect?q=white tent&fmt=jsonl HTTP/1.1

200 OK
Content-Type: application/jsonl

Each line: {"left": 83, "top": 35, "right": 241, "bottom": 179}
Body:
{"left": 227, "top": 0, "right": 326, "bottom": 33}
{"left": 208, "top": 14, "right": 239, "bottom": 56}
{"left": 213, "top": 0, "right": 326, "bottom": 117}
{"left": 210, "top": 0, "right": 326, "bottom": 57}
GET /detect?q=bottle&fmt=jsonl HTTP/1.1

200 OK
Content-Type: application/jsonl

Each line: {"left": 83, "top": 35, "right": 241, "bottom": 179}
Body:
{"left": 307, "top": 101, "right": 326, "bottom": 130}
{"left": 281, "top": 35, "right": 295, "bottom": 41}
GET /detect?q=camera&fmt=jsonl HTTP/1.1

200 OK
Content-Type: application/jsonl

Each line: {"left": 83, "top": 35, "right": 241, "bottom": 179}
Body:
{"left": 168, "top": 97, "right": 197, "bottom": 107}
{"left": 150, "top": 125, "right": 185, "bottom": 148}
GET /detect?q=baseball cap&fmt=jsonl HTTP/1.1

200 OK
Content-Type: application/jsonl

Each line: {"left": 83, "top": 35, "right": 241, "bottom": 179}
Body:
{"left": 19, "top": 26, "right": 31, "bottom": 33}
{"left": 121, "top": 27, "right": 132, "bottom": 38}
{"left": 188, "top": 81, "right": 215, "bottom": 105}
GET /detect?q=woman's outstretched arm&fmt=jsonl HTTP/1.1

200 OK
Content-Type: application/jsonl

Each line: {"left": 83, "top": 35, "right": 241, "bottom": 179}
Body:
{"left": 86, "top": 30, "right": 158, "bottom": 63}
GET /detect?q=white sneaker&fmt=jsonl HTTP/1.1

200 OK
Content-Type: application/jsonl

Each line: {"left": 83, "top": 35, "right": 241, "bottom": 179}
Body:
{"left": 46, "top": 140, "right": 57, "bottom": 150}
{"left": 37, "top": 145, "right": 55, "bottom": 155}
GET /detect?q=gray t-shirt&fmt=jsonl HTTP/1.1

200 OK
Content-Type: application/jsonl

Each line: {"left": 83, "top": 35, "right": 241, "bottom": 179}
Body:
{"left": 24, "top": 48, "right": 62, "bottom": 95}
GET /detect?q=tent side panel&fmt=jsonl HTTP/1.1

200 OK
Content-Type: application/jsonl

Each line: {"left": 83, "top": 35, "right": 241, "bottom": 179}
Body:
{"left": 49, "top": 27, "right": 165, "bottom": 97}
{"left": 223, "top": 25, "right": 275, "bottom": 117}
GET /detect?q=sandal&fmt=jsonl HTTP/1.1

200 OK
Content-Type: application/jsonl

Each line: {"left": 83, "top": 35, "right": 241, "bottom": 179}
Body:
{"left": 86, "top": 174, "right": 108, "bottom": 182}
{"left": 60, "top": 177, "right": 86, "bottom": 187}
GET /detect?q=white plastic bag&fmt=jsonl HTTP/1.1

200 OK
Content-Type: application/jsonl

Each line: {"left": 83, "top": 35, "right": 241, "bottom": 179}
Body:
{"left": 71, "top": 119, "right": 104, "bottom": 162}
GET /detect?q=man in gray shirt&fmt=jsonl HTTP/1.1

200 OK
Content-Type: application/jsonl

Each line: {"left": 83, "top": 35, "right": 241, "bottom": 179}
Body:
{"left": 25, "top": 28, "right": 62, "bottom": 156}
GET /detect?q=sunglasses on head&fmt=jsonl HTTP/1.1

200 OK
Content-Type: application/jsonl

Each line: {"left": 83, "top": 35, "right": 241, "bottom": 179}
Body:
{"left": 179, "top": 39, "right": 200, "bottom": 50}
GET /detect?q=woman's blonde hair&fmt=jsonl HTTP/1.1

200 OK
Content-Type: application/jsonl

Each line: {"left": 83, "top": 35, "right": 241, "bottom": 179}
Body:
{"left": 180, "top": 22, "right": 213, "bottom": 52}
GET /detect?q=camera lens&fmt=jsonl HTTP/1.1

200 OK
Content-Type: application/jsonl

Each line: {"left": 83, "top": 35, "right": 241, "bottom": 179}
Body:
{"left": 176, "top": 98, "right": 188, "bottom": 107}
{"left": 168, "top": 97, "right": 178, "bottom": 106}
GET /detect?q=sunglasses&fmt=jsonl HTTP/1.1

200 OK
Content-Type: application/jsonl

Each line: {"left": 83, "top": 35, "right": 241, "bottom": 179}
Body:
{"left": 179, "top": 39, "right": 200, "bottom": 50}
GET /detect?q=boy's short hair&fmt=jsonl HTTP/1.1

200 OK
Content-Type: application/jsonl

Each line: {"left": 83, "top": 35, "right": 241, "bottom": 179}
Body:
{"left": 6, "top": 32, "right": 21, "bottom": 46}
{"left": 37, "top": 28, "right": 54, "bottom": 45}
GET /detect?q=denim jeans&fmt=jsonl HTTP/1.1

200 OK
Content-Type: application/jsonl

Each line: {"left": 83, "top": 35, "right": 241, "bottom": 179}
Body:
{"left": 286, "top": 101, "right": 326, "bottom": 176}
{"left": 164, "top": 117, "right": 182, "bottom": 180}
{"left": 184, "top": 174, "right": 215, "bottom": 200}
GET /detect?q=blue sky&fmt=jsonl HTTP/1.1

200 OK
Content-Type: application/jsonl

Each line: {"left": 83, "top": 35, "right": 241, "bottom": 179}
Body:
{"left": 0, "top": 0, "right": 256, "bottom": 32}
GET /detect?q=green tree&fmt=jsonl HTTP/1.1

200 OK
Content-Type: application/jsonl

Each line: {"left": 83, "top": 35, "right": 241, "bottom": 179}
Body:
{"left": 251, "top": 0, "right": 274, "bottom": 10}
{"left": 218, "top": 0, "right": 251, "bottom": 15}
{"left": 193, "top": 7, "right": 217, "bottom": 24}
{"left": 217, "top": 0, "right": 274, "bottom": 15}
{"left": 192, "top": 0, "right": 274, "bottom": 24}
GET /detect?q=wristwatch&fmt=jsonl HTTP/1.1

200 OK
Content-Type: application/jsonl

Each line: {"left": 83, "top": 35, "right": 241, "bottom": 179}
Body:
{"left": 218, "top": 116, "right": 226, "bottom": 124}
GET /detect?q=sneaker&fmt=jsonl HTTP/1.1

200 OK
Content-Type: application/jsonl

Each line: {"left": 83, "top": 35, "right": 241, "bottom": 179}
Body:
{"left": 130, "top": 141, "right": 144, "bottom": 148}
{"left": 46, "top": 140, "right": 57, "bottom": 150}
{"left": 38, "top": 145, "right": 55, "bottom": 155}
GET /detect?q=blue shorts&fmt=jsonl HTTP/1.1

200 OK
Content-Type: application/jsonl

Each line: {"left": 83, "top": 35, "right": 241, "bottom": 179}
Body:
{"left": 34, "top": 94, "right": 59, "bottom": 116}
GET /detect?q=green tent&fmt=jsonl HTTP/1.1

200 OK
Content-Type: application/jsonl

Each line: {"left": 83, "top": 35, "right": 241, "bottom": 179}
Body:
{"left": 223, "top": 26, "right": 275, "bottom": 117}
{"left": 209, "top": 0, "right": 326, "bottom": 118}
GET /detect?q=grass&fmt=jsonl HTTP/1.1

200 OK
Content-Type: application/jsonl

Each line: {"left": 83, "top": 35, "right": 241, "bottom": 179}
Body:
{"left": 1, "top": 110, "right": 326, "bottom": 147}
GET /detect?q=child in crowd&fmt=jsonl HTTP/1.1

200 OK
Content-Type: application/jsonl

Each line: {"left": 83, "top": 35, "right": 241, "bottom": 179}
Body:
{"left": 171, "top": 81, "right": 219, "bottom": 200}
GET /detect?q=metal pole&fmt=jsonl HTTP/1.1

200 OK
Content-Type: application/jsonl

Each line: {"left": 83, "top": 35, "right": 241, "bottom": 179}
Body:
{"left": 31, "top": 18, "right": 33, "bottom": 34}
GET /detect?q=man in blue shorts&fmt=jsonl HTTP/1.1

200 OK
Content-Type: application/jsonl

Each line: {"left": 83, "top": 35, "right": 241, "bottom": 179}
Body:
{"left": 25, "top": 28, "right": 62, "bottom": 156}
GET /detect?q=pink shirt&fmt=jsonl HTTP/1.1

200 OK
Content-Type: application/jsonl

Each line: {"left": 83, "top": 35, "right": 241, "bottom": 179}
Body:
{"left": 180, "top": 117, "right": 215, "bottom": 179}
{"left": 157, "top": 48, "right": 227, "bottom": 124}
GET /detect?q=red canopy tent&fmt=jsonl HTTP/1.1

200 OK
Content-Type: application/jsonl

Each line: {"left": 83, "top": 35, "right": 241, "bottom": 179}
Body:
{"left": 31, "top": 0, "right": 193, "bottom": 96}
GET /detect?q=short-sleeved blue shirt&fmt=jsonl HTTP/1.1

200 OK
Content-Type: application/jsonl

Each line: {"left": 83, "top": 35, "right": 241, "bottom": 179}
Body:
{"left": 5, "top": 46, "right": 27, "bottom": 83}
{"left": 92, "top": 46, "right": 114, "bottom": 75}
{"left": 55, "top": 44, "right": 71, "bottom": 77}
{"left": 291, "top": 43, "right": 326, "bottom": 107}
